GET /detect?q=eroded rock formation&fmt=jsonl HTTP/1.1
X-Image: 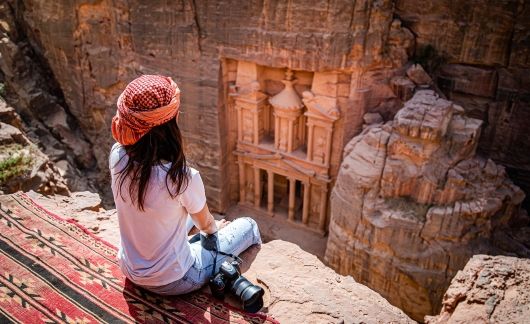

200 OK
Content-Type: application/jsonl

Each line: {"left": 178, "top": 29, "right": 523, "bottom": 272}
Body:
{"left": 0, "top": 99, "right": 69, "bottom": 195}
{"left": 396, "top": 0, "right": 530, "bottom": 209}
{"left": 325, "top": 90, "right": 527, "bottom": 321}
{"left": 426, "top": 255, "right": 530, "bottom": 323}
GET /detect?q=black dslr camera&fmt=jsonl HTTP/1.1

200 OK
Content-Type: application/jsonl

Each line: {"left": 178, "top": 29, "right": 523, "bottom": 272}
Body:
{"left": 209, "top": 259, "right": 264, "bottom": 313}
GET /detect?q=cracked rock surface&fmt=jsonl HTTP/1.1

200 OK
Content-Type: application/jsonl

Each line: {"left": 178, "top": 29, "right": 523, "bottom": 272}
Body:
{"left": 426, "top": 255, "right": 530, "bottom": 324}
{"left": 242, "top": 240, "right": 414, "bottom": 324}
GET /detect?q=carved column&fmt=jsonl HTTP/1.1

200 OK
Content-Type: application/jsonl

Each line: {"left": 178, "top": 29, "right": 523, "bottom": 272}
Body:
{"left": 287, "top": 120, "right": 294, "bottom": 152}
{"left": 288, "top": 177, "right": 296, "bottom": 221}
{"left": 239, "top": 161, "right": 246, "bottom": 204}
{"left": 267, "top": 170, "right": 274, "bottom": 214}
{"left": 274, "top": 115, "right": 280, "bottom": 149}
{"left": 253, "top": 112, "right": 259, "bottom": 145}
{"left": 302, "top": 182, "right": 311, "bottom": 224}
{"left": 325, "top": 128, "right": 333, "bottom": 166}
{"left": 254, "top": 167, "right": 261, "bottom": 207}
{"left": 306, "top": 123, "right": 314, "bottom": 161}
{"left": 318, "top": 185, "right": 328, "bottom": 232}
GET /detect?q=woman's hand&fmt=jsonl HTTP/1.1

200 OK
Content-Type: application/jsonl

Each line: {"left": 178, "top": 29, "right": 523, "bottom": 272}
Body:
{"left": 216, "top": 219, "right": 231, "bottom": 230}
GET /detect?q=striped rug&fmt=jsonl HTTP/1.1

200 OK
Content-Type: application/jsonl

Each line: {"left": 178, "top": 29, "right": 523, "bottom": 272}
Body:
{"left": 0, "top": 192, "right": 277, "bottom": 323}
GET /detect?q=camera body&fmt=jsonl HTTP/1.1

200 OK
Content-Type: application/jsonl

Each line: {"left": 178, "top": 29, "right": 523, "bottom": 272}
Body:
{"left": 208, "top": 259, "right": 264, "bottom": 313}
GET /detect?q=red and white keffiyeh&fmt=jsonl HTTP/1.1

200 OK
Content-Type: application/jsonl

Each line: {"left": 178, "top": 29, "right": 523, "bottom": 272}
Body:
{"left": 111, "top": 75, "right": 181, "bottom": 145}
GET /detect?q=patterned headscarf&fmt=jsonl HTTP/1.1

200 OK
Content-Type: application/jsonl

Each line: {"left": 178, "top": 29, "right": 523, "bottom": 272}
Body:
{"left": 111, "top": 75, "right": 181, "bottom": 145}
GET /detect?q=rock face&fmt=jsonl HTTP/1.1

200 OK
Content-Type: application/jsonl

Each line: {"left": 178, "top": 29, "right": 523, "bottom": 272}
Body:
{"left": 426, "top": 255, "right": 530, "bottom": 324}
{"left": 25, "top": 190, "right": 414, "bottom": 324}
{"left": 0, "top": 3, "right": 97, "bottom": 195}
{"left": 325, "top": 90, "right": 527, "bottom": 321}
{"left": 2, "top": 0, "right": 527, "bottom": 212}
{"left": 0, "top": 0, "right": 413, "bottom": 211}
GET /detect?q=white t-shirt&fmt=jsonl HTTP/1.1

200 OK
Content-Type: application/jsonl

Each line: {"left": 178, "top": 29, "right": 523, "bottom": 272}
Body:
{"left": 109, "top": 143, "right": 206, "bottom": 286}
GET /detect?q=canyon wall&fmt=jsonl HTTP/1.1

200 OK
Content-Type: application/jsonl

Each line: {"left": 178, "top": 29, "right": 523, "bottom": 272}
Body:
{"left": 325, "top": 90, "right": 528, "bottom": 321}
{"left": 1, "top": 0, "right": 408, "bottom": 209}
{"left": 1, "top": 0, "right": 528, "bottom": 210}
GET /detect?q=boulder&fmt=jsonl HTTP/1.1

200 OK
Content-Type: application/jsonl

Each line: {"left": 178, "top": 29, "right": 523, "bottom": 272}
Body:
{"left": 406, "top": 64, "right": 433, "bottom": 86}
{"left": 0, "top": 122, "right": 69, "bottom": 196}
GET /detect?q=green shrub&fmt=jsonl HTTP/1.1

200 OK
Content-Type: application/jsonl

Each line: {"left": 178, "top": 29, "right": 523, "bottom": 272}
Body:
{"left": 0, "top": 153, "right": 32, "bottom": 184}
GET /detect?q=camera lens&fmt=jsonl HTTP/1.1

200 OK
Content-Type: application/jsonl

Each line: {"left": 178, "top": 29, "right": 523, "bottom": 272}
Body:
{"left": 230, "top": 276, "right": 264, "bottom": 313}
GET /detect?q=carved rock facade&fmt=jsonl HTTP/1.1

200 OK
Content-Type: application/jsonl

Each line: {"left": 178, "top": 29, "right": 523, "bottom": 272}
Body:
{"left": 325, "top": 90, "right": 526, "bottom": 321}
{"left": 229, "top": 64, "right": 346, "bottom": 232}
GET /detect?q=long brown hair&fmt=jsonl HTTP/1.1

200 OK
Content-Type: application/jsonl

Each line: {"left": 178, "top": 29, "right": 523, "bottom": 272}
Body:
{"left": 112, "top": 118, "right": 189, "bottom": 211}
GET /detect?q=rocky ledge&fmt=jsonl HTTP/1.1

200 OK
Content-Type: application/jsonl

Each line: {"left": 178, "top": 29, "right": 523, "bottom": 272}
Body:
{"left": 27, "top": 191, "right": 413, "bottom": 323}
{"left": 426, "top": 255, "right": 530, "bottom": 323}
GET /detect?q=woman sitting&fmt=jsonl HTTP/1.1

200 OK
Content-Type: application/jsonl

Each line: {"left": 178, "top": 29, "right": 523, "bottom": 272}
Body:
{"left": 109, "top": 75, "right": 261, "bottom": 295}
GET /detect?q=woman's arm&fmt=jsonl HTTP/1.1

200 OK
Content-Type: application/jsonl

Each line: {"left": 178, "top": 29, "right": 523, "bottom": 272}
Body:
{"left": 189, "top": 203, "right": 218, "bottom": 235}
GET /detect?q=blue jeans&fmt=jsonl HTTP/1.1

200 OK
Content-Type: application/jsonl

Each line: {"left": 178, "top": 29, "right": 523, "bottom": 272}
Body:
{"left": 142, "top": 217, "right": 262, "bottom": 295}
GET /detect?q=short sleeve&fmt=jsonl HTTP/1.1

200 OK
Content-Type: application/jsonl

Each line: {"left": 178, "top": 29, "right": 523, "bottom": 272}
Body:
{"left": 109, "top": 142, "right": 125, "bottom": 171}
{"left": 180, "top": 169, "right": 207, "bottom": 214}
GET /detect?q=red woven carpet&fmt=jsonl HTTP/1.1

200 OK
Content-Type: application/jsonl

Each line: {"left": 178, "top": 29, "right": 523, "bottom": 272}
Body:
{"left": 0, "top": 193, "right": 277, "bottom": 323}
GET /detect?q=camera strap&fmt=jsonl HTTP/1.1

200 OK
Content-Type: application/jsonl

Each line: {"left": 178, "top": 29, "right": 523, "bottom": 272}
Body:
{"left": 211, "top": 249, "right": 243, "bottom": 277}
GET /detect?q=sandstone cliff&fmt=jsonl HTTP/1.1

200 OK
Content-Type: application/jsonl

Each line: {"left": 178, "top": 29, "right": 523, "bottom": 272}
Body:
{"left": 0, "top": 3, "right": 97, "bottom": 194}
{"left": 1, "top": 0, "right": 528, "bottom": 212}
{"left": 26, "top": 190, "right": 414, "bottom": 324}
{"left": 426, "top": 255, "right": 530, "bottom": 324}
{"left": 325, "top": 90, "right": 528, "bottom": 321}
